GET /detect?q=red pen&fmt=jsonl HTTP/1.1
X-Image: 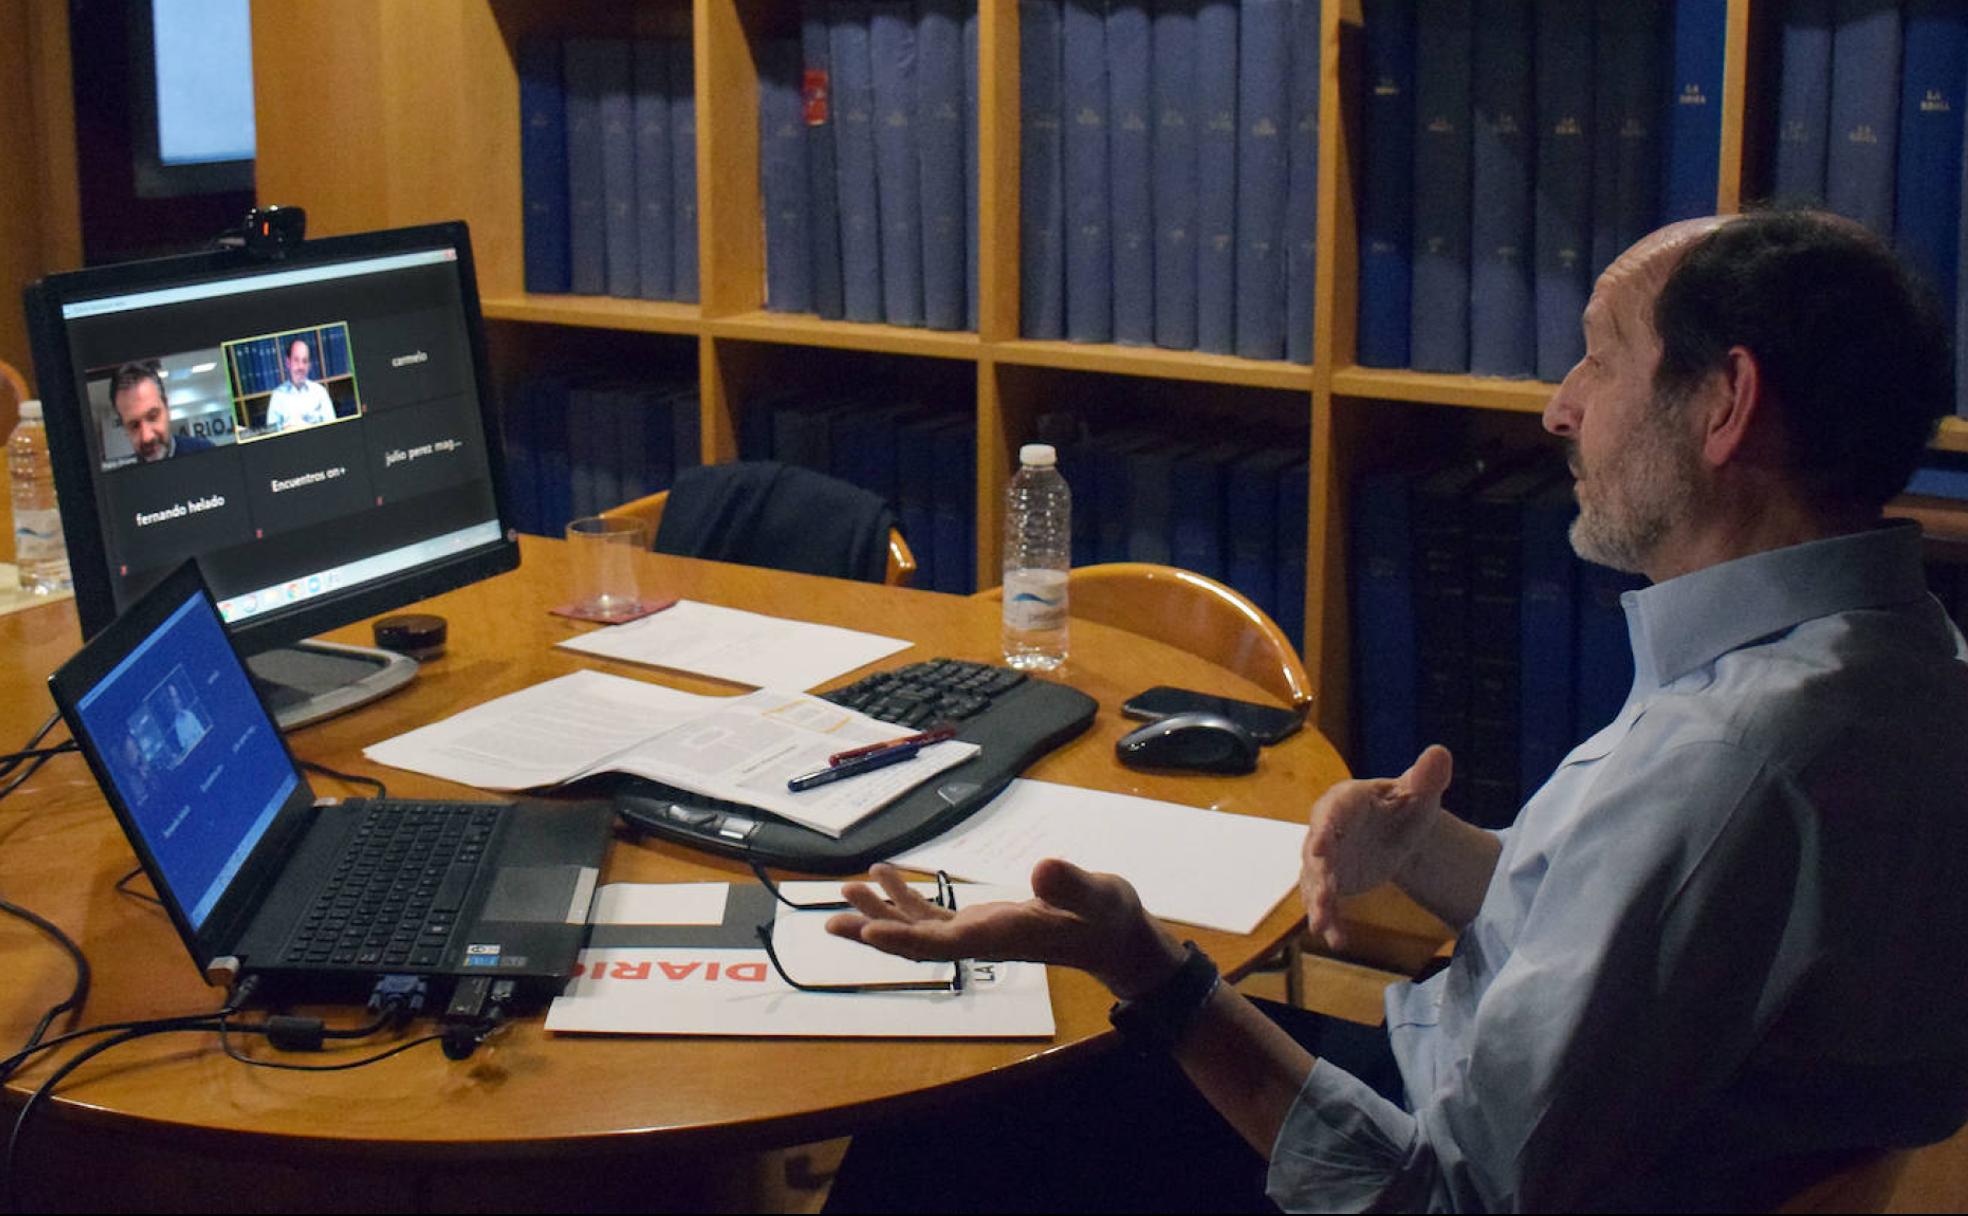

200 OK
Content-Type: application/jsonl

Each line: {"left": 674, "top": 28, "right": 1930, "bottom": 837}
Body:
{"left": 829, "top": 724, "right": 957, "bottom": 767}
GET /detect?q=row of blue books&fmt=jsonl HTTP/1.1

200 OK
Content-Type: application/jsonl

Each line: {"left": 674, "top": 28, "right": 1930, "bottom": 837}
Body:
{"left": 1770, "top": 0, "right": 1968, "bottom": 416}
{"left": 501, "top": 375, "right": 703, "bottom": 538}
{"left": 1358, "top": 0, "right": 1727, "bottom": 382}
{"left": 736, "top": 393, "right": 980, "bottom": 592}
{"left": 518, "top": 37, "right": 700, "bottom": 303}
{"left": 1020, "top": 1, "right": 1322, "bottom": 363}
{"left": 1050, "top": 424, "right": 1312, "bottom": 645}
{"left": 758, "top": 3, "right": 980, "bottom": 330}
{"left": 229, "top": 329, "right": 351, "bottom": 397}
{"left": 1351, "top": 449, "right": 1643, "bottom": 829}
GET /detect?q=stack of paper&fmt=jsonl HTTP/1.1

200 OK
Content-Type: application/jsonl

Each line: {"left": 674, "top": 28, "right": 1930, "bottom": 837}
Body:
{"left": 556, "top": 599, "right": 912, "bottom": 691}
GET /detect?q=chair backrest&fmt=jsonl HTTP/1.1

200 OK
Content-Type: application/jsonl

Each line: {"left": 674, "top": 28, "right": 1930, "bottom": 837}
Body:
{"left": 977, "top": 562, "right": 1312, "bottom": 711}
{"left": 603, "top": 487, "right": 917, "bottom": 588}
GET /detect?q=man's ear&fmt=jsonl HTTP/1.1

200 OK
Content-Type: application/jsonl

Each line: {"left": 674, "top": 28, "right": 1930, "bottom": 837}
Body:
{"left": 1697, "top": 345, "right": 1769, "bottom": 469}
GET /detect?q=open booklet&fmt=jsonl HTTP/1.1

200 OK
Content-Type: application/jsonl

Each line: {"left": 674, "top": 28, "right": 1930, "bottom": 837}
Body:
{"left": 362, "top": 670, "right": 979, "bottom": 838}
{"left": 546, "top": 881, "right": 1054, "bottom": 1038}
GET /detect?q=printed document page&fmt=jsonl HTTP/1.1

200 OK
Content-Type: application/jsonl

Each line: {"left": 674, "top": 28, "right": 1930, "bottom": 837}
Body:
{"left": 547, "top": 881, "right": 1054, "bottom": 1038}
{"left": 891, "top": 779, "right": 1305, "bottom": 934}
{"left": 556, "top": 599, "right": 912, "bottom": 691}
{"left": 363, "top": 671, "right": 978, "bottom": 837}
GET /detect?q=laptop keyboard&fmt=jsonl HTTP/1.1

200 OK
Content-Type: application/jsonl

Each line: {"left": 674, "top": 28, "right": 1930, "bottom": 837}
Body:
{"left": 281, "top": 802, "right": 500, "bottom": 969}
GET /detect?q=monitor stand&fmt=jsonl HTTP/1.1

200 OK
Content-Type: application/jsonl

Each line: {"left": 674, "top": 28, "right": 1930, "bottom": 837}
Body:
{"left": 245, "top": 640, "right": 419, "bottom": 731}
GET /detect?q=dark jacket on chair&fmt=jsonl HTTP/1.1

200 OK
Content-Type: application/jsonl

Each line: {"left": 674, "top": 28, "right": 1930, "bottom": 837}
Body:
{"left": 654, "top": 461, "right": 897, "bottom": 584}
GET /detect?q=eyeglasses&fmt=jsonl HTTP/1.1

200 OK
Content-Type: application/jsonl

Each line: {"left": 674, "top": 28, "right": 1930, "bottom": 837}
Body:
{"left": 749, "top": 863, "right": 965, "bottom": 995}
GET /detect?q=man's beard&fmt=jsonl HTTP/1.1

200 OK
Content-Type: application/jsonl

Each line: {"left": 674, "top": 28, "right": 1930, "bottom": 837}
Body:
{"left": 1567, "top": 394, "right": 1702, "bottom": 575}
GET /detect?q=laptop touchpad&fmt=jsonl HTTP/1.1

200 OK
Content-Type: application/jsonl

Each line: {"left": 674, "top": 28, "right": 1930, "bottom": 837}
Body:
{"left": 481, "top": 865, "right": 597, "bottom": 924}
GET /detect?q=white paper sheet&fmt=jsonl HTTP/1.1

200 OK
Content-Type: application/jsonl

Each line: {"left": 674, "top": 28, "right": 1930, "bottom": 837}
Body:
{"left": 546, "top": 882, "right": 1054, "bottom": 1038}
{"left": 891, "top": 779, "right": 1307, "bottom": 935}
{"left": 362, "top": 671, "right": 978, "bottom": 837}
{"left": 555, "top": 599, "right": 913, "bottom": 691}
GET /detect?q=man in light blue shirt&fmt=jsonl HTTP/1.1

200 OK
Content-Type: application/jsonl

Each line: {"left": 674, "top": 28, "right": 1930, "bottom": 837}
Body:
{"left": 827, "top": 210, "right": 1968, "bottom": 1211}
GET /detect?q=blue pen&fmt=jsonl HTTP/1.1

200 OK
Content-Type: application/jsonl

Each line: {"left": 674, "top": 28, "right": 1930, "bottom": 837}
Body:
{"left": 786, "top": 742, "right": 922, "bottom": 792}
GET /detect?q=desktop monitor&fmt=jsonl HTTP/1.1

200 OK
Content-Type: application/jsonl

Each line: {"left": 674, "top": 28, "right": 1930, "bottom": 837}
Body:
{"left": 23, "top": 221, "right": 519, "bottom": 726}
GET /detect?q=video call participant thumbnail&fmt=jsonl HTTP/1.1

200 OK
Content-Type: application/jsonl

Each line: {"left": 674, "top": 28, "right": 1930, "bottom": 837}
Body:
{"left": 265, "top": 337, "right": 336, "bottom": 433}
{"left": 112, "top": 364, "right": 215, "bottom": 464}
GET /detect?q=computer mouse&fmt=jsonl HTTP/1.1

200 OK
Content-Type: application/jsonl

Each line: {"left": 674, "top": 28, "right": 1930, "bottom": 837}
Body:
{"left": 1115, "top": 712, "right": 1260, "bottom": 775}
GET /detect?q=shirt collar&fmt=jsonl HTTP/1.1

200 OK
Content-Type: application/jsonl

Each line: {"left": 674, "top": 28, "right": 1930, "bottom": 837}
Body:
{"left": 1624, "top": 521, "right": 1930, "bottom": 687}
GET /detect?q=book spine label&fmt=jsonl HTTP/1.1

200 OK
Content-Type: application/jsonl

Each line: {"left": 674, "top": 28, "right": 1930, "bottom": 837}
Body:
{"left": 1409, "top": 0, "right": 1473, "bottom": 373}
{"left": 1151, "top": 0, "right": 1200, "bottom": 350}
{"left": 1284, "top": 0, "right": 1321, "bottom": 365}
{"left": 597, "top": 40, "right": 638, "bottom": 299}
{"left": 1533, "top": 1, "right": 1591, "bottom": 381}
{"left": 832, "top": 2, "right": 885, "bottom": 323}
{"left": 670, "top": 40, "right": 700, "bottom": 303}
{"left": 870, "top": 1, "right": 926, "bottom": 326}
{"left": 803, "top": 4, "right": 847, "bottom": 319}
{"left": 1021, "top": 0, "right": 1068, "bottom": 338}
{"left": 1357, "top": 0, "right": 1415, "bottom": 368}
{"left": 1470, "top": 0, "right": 1534, "bottom": 378}
{"left": 918, "top": 0, "right": 969, "bottom": 331}
{"left": 1660, "top": 0, "right": 1727, "bottom": 223}
{"left": 1234, "top": 0, "right": 1292, "bottom": 361}
{"left": 1825, "top": 0, "right": 1903, "bottom": 237}
{"left": 1064, "top": 0, "right": 1114, "bottom": 342}
{"left": 564, "top": 39, "right": 610, "bottom": 295}
{"left": 760, "top": 39, "right": 815, "bottom": 314}
{"left": 633, "top": 40, "right": 675, "bottom": 301}
{"left": 519, "top": 38, "right": 572, "bottom": 294}
{"left": 1194, "top": 0, "right": 1240, "bottom": 354}
{"left": 1108, "top": 2, "right": 1156, "bottom": 346}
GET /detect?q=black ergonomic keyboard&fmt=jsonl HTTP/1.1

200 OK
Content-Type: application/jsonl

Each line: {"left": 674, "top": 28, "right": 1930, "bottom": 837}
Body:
{"left": 606, "top": 659, "right": 1098, "bottom": 873}
{"left": 281, "top": 802, "right": 498, "bottom": 969}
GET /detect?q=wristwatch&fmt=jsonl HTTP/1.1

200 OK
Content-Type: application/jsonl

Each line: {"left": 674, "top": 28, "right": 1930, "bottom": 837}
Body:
{"left": 1107, "top": 941, "right": 1220, "bottom": 1054}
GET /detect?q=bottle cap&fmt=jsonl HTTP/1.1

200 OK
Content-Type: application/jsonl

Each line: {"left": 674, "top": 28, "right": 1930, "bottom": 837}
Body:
{"left": 1019, "top": 443, "right": 1057, "bottom": 467}
{"left": 18, "top": 399, "right": 42, "bottom": 422}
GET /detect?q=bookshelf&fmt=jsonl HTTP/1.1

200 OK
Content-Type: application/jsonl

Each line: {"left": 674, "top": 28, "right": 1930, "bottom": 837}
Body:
{"left": 250, "top": 0, "right": 1968, "bottom": 758}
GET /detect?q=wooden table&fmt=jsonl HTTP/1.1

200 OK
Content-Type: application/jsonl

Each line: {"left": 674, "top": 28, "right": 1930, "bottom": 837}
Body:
{"left": 0, "top": 537, "right": 1352, "bottom": 1210}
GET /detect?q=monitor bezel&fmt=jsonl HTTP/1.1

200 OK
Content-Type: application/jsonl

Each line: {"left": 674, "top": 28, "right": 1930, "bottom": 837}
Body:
{"left": 22, "top": 220, "right": 520, "bottom": 652}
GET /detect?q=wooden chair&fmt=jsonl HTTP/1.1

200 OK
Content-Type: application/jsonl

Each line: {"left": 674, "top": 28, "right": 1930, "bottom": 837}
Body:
{"left": 975, "top": 562, "right": 1313, "bottom": 713}
{"left": 602, "top": 489, "right": 918, "bottom": 588}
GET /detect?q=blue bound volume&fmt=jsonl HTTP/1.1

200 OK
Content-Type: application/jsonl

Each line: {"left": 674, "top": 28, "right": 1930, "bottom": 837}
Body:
{"left": 1194, "top": 0, "right": 1240, "bottom": 354}
{"left": 1351, "top": 467, "right": 1419, "bottom": 778}
{"left": 1574, "top": 561, "right": 1643, "bottom": 738}
{"left": 1169, "top": 442, "right": 1244, "bottom": 580}
{"left": 1284, "top": 0, "right": 1321, "bottom": 365}
{"left": 1274, "top": 458, "right": 1309, "bottom": 651}
{"left": 1590, "top": 0, "right": 1663, "bottom": 279}
{"left": 930, "top": 417, "right": 977, "bottom": 592}
{"left": 1151, "top": 0, "right": 1200, "bottom": 350}
{"left": 1533, "top": 1, "right": 1591, "bottom": 382}
{"left": 1225, "top": 447, "right": 1298, "bottom": 619}
{"left": 964, "top": 8, "right": 982, "bottom": 330}
{"left": 1895, "top": 0, "right": 1968, "bottom": 316}
{"left": 1108, "top": 2, "right": 1156, "bottom": 346}
{"left": 1235, "top": 0, "right": 1292, "bottom": 361}
{"left": 596, "top": 40, "right": 638, "bottom": 300}
{"left": 1517, "top": 472, "right": 1578, "bottom": 798}
{"left": 519, "top": 38, "right": 570, "bottom": 294}
{"left": 802, "top": 5, "right": 847, "bottom": 319}
{"left": 870, "top": 1, "right": 926, "bottom": 326}
{"left": 1357, "top": 0, "right": 1415, "bottom": 368}
{"left": 1125, "top": 439, "right": 1187, "bottom": 565}
{"left": 918, "top": 0, "right": 969, "bottom": 331}
{"left": 1660, "top": 0, "right": 1726, "bottom": 223}
{"left": 564, "top": 39, "right": 610, "bottom": 295}
{"left": 831, "top": 2, "right": 885, "bottom": 323}
{"left": 1470, "top": 0, "right": 1534, "bottom": 378}
{"left": 670, "top": 40, "right": 700, "bottom": 303}
{"left": 1409, "top": 0, "right": 1473, "bottom": 373}
{"left": 1774, "top": 0, "right": 1834, "bottom": 204}
{"left": 897, "top": 413, "right": 942, "bottom": 589}
{"left": 1063, "top": 0, "right": 1114, "bottom": 343}
{"left": 760, "top": 39, "right": 814, "bottom": 314}
{"left": 1020, "top": 0, "right": 1068, "bottom": 339}
{"left": 1825, "top": 0, "right": 1902, "bottom": 237}
{"left": 633, "top": 41, "right": 675, "bottom": 302}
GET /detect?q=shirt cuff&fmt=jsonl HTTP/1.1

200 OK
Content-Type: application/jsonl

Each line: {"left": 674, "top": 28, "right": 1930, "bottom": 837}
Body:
{"left": 1266, "top": 1058, "right": 1428, "bottom": 1213}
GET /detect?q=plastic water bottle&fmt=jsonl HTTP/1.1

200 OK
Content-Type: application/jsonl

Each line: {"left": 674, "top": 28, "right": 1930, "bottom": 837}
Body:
{"left": 1002, "top": 443, "right": 1071, "bottom": 670}
{"left": 9, "top": 400, "right": 72, "bottom": 595}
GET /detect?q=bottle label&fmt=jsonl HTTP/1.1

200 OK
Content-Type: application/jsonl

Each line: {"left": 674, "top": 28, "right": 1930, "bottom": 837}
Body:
{"left": 13, "top": 507, "right": 62, "bottom": 562}
{"left": 1003, "top": 569, "right": 1069, "bottom": 631}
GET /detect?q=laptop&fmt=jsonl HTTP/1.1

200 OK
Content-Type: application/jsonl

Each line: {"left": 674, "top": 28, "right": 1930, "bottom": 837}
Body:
{"left": 48, "top": 560, "right": 614, "bottom": 1004}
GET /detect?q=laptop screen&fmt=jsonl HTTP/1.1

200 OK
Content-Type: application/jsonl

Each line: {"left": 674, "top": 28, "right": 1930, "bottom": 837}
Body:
{"left": 72, "top": 588, "right": 299, "bottom": 929}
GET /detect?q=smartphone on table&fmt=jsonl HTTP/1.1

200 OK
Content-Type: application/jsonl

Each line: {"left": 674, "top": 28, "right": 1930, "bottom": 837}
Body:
{"left": 1118, "top": 686, "right": 1306, "bottom": 746}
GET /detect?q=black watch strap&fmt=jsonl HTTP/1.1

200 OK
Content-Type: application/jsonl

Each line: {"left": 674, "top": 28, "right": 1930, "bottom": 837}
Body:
{"left": 1108, "top": 941, "right": 1220, "bottom": 1054}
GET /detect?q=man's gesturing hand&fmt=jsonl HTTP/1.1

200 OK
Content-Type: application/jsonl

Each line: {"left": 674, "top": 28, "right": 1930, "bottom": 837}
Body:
{"left": 1301, "top": 745, "right": 1455, "bottom": 951}
{"left": 826, "top": 859, "right": 1187, "bottom": 999}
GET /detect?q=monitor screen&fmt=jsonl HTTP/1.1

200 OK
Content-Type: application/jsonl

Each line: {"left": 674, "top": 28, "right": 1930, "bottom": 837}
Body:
{"left": 25, "top": 222, "right": 519, "bottom": 652}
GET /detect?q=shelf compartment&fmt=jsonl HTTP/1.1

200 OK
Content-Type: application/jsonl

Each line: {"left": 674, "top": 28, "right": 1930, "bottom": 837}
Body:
{"left": 705, "top": 311, "right": 982, "bottom": 360}
{"left": 1331, "top": 367, "right": 1554, "bottom": 414}
{"left": 481, "top": 294, "right": 703, "bottom": 335}
{"left": 995, "top": 340, "right": 1313, "bottom": 391}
